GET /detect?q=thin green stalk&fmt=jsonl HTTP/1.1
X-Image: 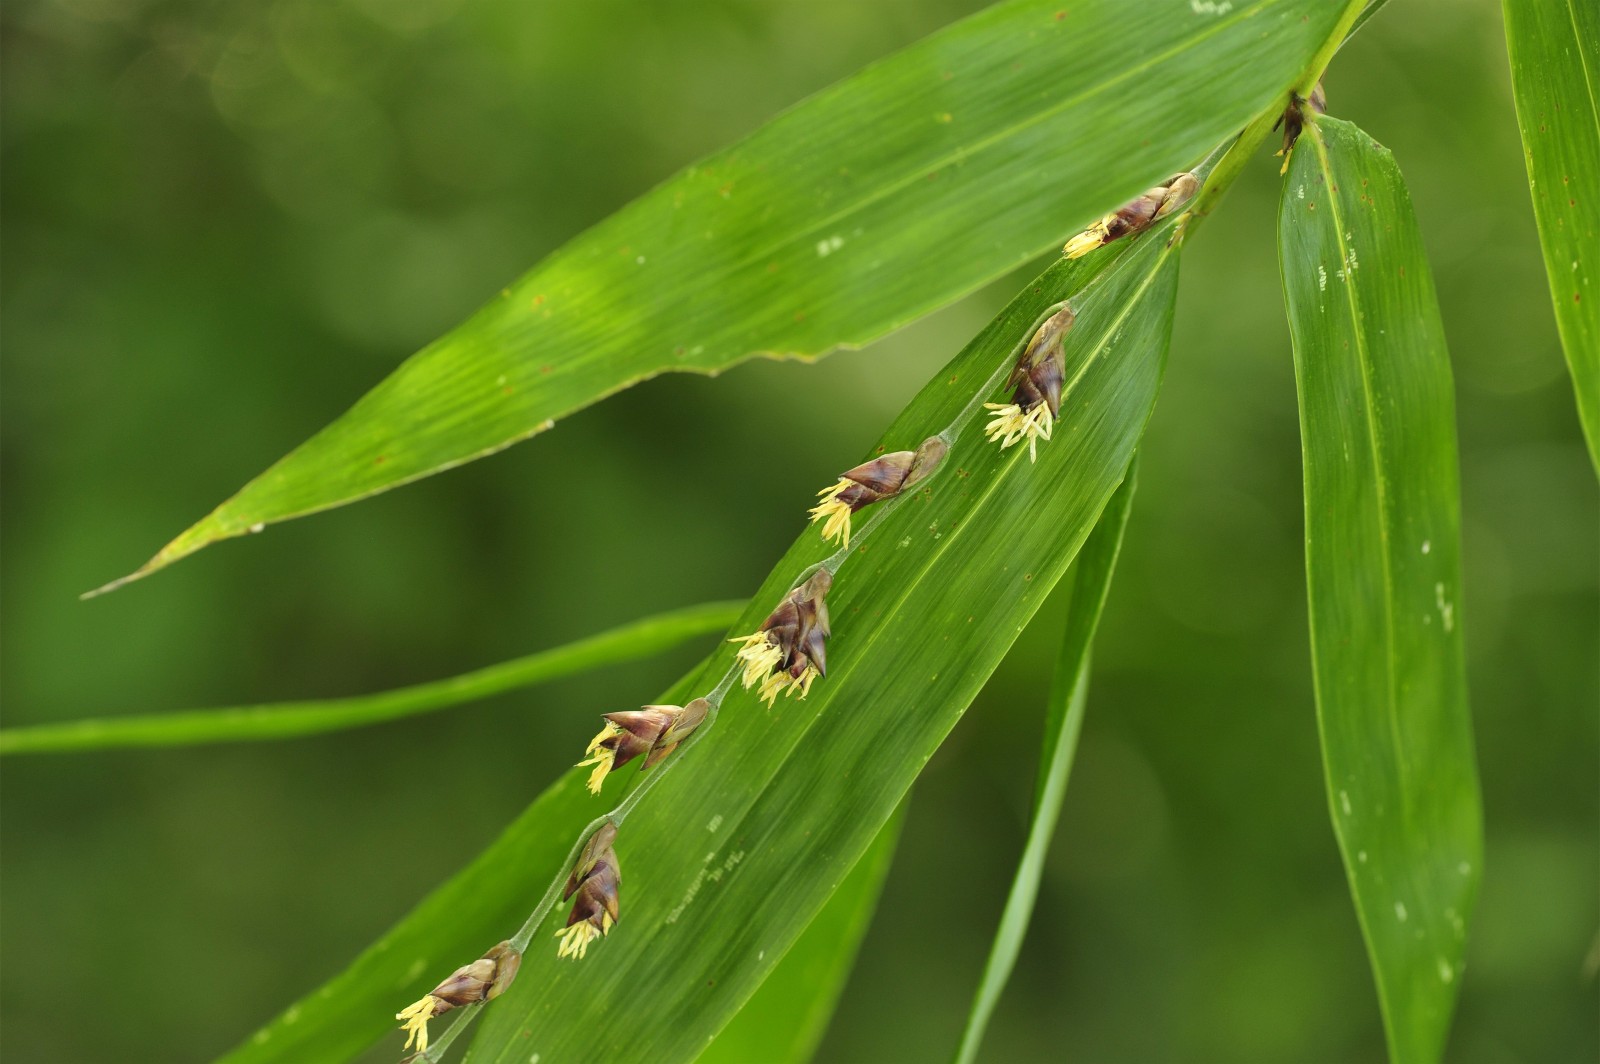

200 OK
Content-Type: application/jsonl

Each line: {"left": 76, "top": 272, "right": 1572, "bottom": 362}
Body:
{"left": 0, "top": 601, "right": 742, "bottom": 755}
{"left": 951, "top": 460, "right": 1136, "bottom": 1064}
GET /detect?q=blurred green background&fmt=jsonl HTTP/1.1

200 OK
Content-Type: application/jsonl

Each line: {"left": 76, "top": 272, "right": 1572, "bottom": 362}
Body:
{"left": 2, "top": 0, "right": 1594, "bottom": 1060}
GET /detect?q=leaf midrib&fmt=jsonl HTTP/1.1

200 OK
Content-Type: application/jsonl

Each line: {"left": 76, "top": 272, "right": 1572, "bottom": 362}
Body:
{"left": 1307, "top": 124, "right": 1411, "bottom": 800}
{"left": 1563, "top": 0, "right": 1600, "bottom": 134}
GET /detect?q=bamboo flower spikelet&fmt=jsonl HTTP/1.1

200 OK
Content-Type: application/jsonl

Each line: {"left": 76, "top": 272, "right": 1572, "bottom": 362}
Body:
{"left": 1062, "top": 170, "right": 1200, "bottom": 259}
{"left": 730, "top": 569, "right": 832, "bottom": 706}
{"left": 1274, "top": 80, "right": 1327, "bottom": 173}
{"left": 557, "top": 822, "right": 621, "bottom": 960}
{"left": 808, "top": 437, "right": 947, "bottom": 547}
{"left": 395, "top": 941, "right": 521, "bottom": 1053}
{"left": 984, "top": 304, "right": 1076, "bottom": 462}
{"left": 576, "top": 698, "right": 710, "bottom": 794}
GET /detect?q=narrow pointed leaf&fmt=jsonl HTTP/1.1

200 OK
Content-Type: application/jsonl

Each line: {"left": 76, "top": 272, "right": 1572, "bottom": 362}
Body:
{"left": 96, "top": 0, "right": 1360, "bottom": 594}
{"left": 1279, "top": 116, "right": 1483, "bottom": 1064}
{"left": 0, "top": 601, "right": 742, "bottom": 755}
{"left": 217, "top": 229, "right": 1179, "bottom": 1064}
{"left": 1502, "top": 0, "right": 1600, "bottom": 473}
{"left": 953, "top": 458, "right": 1135, "bottom": 1064}
{"left": 464, "top": 230, "right": 1179, "bottom": 1064}
{"left": 697, "top": 811, "right": 902, "bottom": 1064}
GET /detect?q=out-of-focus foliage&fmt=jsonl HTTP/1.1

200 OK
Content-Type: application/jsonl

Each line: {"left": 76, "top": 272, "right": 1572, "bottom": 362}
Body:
{"left": 1, "top": 1, "right": 1593, "bottom": 1063}
{"left": 1501, "top": 0, "right": 1599, "bottom": 472}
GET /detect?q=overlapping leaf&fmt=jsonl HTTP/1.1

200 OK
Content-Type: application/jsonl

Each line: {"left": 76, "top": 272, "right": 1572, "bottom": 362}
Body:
{"left": 1502, "top": 0, "right": 1600, "bottom": 473}
{"left": 1279, "top": 116, "right": 1482, "bottom": 1064}
{"left": 96, "top": 0, "right": 1357, "bottom": 594}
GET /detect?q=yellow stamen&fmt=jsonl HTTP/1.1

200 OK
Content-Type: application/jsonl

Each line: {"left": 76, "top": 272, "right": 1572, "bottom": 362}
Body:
{"left": 756, "top": 669, "right": 790, "bottom": 707}
{"left": 756, "top": 664, "right": 820, "bottom": 706}
{"left": 1062, "top": 218, "right": 1112, "bottom": 259}
{"left": 554, "top": 913, "right": 614, "bottom": 960}
{"left": 982, "top": 402, "right": 1054, "bottom": 463}
{"left": 576, "top": 723, "right": 620, "bottom": 794}
{"left": 730, "top": 632, "right": 783, "bottom": 690}
{"left": 808, "top": 479, "right": 854, "bottom": 547}
{"left": 396, "top": 994, "right": 440, "bottom": 1053}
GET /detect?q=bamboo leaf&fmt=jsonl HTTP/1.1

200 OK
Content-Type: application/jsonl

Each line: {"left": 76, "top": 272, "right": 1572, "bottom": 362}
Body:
{"left": 1279, "top": 116, "right": 1483, "bottom": 1064}
{"left": 1502, "top": 0, "right": 1600, "bottom": 474}
{"left": 0, "top": 601, "right": 742, "bottom": 755}
{"left": 218, "top": 225, "right": 1180, "bottom": 1064}
{"left": 697, "top": 811, "right": 902, "bottom": 1064}
{"left": 461, "top": 222, "right": 1179, "bottom": 1064}
{"left": 93, "top": 0, "right": 1360, "bottom": 595}
{"left": 952, "top": 457, "right": 1135, "bottom": 1064}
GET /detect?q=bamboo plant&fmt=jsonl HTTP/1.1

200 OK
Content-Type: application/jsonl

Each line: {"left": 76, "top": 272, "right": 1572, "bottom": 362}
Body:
{"left": 10, "top": 0, "right": 1595, "bottom": 1061}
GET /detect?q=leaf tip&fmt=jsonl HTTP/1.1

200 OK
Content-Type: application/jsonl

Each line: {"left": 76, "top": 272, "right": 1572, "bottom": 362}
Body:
{"left": 79, "top": 523, "right": 225, "bottom": 599}
{"left": 80, "top": 570, "right": 147, "bottom": 600}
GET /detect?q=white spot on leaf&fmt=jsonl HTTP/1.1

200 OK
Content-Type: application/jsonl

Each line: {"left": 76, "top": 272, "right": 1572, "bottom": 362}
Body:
{"left": 1435, "top": 582, "right": 1455, "bottom": 632}
{"left": 816, "top": 235, "right": 845, "bottom": 257}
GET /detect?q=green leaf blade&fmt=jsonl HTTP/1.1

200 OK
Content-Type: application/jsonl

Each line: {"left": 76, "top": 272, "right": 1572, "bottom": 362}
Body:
{"left": 215, "top": 227, "right": 1179, "bottom": 1064}
{"left": 0, "top": 601, "right": 742, "bottom": 755}
{"left": 953, "top": 458, "right": 1136, "bottom": 1064}
{"left": 463, "top": 231, "right": 1180, "bottom": 1064}
{"left": 1279, "top": 116, "right": 1483, "bottom": 1064}
{"left": 99, "top": 0, "right": 1357, "bottom": 594}
{"left": 1502, "top": 0, "right": 1600, "bottom": 474}
{"left": 697, "top": 813, "right": 902, "bottom": 1064}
